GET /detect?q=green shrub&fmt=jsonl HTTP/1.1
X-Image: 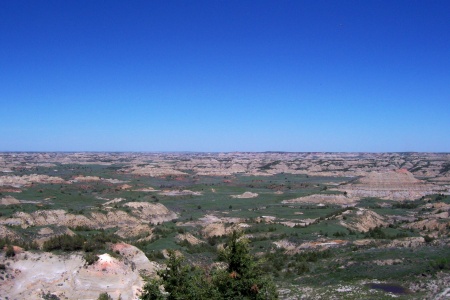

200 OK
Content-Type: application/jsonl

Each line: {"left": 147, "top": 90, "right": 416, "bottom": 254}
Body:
{"left": 424, "top": 235, "right": 434, "bottom": 243}
{"left": 97, "top": 293, "right": 113, "bottom": 300}
{"left": 43, "top": 234, "right": 85, "bottom": 251}
{"left": 84, "top": 253, "right": 99, "bottom": 265}
{"left": 6, "top": 245, "right": 15, "bottom": 257}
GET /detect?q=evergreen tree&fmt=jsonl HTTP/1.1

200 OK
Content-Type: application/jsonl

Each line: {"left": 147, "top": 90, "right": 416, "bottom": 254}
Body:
{"left": 214, "top": 230, "right": 278, "bottom": 299}
{"left": 140, "top": 231, "right": 278, "bottom": 300}
{"left": 140, "top": 250, "right": 218, "bottom": 300}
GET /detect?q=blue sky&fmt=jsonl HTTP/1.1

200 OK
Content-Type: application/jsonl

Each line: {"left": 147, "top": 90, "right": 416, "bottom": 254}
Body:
{"left": 1, "top": 0, "right": 449, "bottom": 152}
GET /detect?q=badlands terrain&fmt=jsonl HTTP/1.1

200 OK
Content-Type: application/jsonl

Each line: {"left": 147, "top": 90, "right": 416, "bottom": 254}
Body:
{"left": 1, "top": 152, "right": 450, "bottom": 299}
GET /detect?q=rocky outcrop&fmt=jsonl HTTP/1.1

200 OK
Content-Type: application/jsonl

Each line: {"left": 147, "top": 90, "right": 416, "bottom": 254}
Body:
{"left": 111, "top": 242, "right": 161, "bottom": 277}
{"left": 123, "top": 202, "right": 178, "bottom": 224}
{"left": 176, "top": 233, "right": 205, "bottom": 245}
{"left": 340, "top": 209, "right": 388, "bottom": 232}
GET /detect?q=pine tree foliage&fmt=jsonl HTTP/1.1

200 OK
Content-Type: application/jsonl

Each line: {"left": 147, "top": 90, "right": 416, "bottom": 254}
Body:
{"left": 214, "top": 230, "right": 278, "bottom": 300}
{"left": 140, "top": 231, "right": 278, "bottom": 300}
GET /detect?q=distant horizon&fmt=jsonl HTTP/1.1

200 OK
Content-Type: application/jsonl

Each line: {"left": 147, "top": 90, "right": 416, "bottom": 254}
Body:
{"left": 1, "top": 150, "right": 449, "bottom": 154}
{"left": 2, "top": 1, "right": 449, "bottom": 152}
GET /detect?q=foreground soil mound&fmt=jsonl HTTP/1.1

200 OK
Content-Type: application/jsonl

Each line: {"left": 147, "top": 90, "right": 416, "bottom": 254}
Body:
{"left": 0, "top": 243, "right": 159, "bottom": 300}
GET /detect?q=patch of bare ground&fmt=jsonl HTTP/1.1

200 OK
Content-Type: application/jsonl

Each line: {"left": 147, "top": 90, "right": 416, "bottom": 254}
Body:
{"left": 176, "top": 233, "right": 204, "bottom": 245}
{"left": 274, "top": 239, "right": 348, "bottom": 254}
{"left": 255, "top": 216, "right": 276, "bottom": 223}
{"left": 282, "top": 194, "right": 359, "bottom": 206}
{"left": 0, "top": 224, "right": 22, "bottom": 240}
{"left": 273, "top": 239, "right": 297, "bottom": 253}
{"left": 340, "top": 208, "right": 388, "bottom": 232}
{"left": 0, "top": 245, "right": 157, "bottom": 300}
{"left": 352, "top": 239, "right": 379, "bottom": 246}
{"left": 202, "top": 223, "right": 227, "bottom": 238}
{"left": 0, "top": 195, "right": 20, "bottom": 205}
{"left": 382, "top": 237, "right": 425, "bottom": 248}
{"left": 102, "top": 197, "right": 125, "bottom": 206}
{"left": 372, "top": 259, "right": 403, "bottom": 266}
{"left": 115, "top": 224, "right": 153, "bottom": 239}
{"left": 196, "top": 215, "right": 249, "bottom": 238}
{"left": 118, "top": 184, "right": 132, "bottom": 190}
{"left": 159, "top": 189, "right": 202, "bottom": 196}
{"left": 231, "top": 191, "right": 258, "bottom": 199}
{"left": 404, "top": 219, "right": 450, "bottom": 237}
{"left": 133, "top": 187, "right": 158, "bottom": 192}
{"left": 71, "top": 175, "right": 102, "bottom": 182}
{"left": 279, "top": 221, "right": 307, "bottom": 227}
{"left": 70, "top": 176, "right": 127, "bottom": 184}
{"left": 254, "top": 215, "right": 315, "bottom": 227}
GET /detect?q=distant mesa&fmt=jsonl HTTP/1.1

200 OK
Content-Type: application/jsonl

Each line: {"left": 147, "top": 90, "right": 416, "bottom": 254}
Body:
{"left": 337, "top": 169, "right": 443, "bottom": 201}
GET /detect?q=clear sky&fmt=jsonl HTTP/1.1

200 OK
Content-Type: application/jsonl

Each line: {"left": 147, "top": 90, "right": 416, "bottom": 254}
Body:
{"left": 1, "top": 0, "right": 449, "bottom": 152}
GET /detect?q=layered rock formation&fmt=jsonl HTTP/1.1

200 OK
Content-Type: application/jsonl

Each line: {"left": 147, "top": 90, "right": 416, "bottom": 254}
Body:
{"left": 340, "top": 208, "right": 388, "bottom": 232}
{"left": 123, "top": 202, "right": 178, "bottom": 224}
{"left": 338, "top": 169, "right": 443, "bottom": 200}
{"left": 0, "top": 175, "right": 66, "bottom": 187}
{"left": 0, "top": 202, "right": 177, "bottom": 234}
